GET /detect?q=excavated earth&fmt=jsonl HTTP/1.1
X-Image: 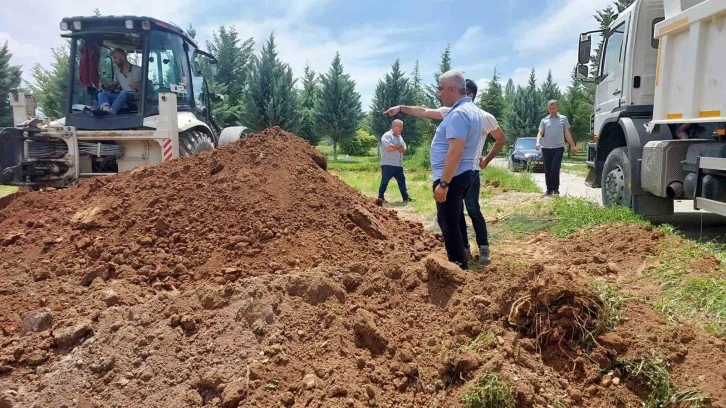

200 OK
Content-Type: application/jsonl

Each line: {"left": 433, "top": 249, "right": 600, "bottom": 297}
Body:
{"left": 0, "top": 127, "right": 725, "bottom": 407}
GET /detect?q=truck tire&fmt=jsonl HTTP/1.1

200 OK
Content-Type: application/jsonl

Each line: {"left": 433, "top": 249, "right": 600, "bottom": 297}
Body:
{"left": 179, "top": 129, "right": 214, "bottom": 157}
{"left": 601, "top": 147, "right": 632, "bottom": 208}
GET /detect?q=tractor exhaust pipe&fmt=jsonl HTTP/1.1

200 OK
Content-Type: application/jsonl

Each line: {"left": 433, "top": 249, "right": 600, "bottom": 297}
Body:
{"left": 666, "top": 181, "right": 684, "bottom": 199}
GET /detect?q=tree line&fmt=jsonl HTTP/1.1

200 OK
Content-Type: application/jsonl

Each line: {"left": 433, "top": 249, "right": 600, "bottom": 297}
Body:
{"left": 0, "top": 0, "right": 633, "bottom": 159}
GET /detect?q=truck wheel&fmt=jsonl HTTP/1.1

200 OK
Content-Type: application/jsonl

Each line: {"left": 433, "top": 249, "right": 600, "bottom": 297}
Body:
{"left": 601, "top": 147, "right": 632, "bottom": 208}
{"left": 179, "top": 130, "right": 214, "bottom": 157}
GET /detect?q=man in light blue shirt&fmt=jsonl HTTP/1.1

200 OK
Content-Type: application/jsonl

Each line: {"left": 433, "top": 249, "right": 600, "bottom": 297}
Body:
{"left": 429, "top": 69, "right": 482, "bottom": 269}
{"left": 377, "top": 119, "right": 413, "bottom": 204}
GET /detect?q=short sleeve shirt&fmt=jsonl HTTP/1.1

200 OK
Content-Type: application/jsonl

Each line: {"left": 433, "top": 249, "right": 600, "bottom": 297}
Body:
{"left": 538, "top": 114, "right": 570, "bottom": 149}
{"left": 430, "top": 97, "right": 482, "bottom": 180}
{"left": 379, "top": 130, "right": 405, "bottom": 167}
{"left": 114, "top": 65, "right": 143, "bottom": 92}
{"left": 440, "top": 106, "right": 500, "bottom": 171}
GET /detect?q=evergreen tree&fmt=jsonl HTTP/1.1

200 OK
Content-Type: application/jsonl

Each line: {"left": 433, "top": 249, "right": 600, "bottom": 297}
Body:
{"left": 369, "top": 59, "right": 418, "bottom": 146}
{"left": 206, "top": 26, "right": 254, "bottom": 126}
{"left": 505, "top": 69, "right": 543, "bottom": 143}
{"left": 298, "top": 63, "right": 321, "bottom": 144}
{"left": 316, "top": 52, "right": 363, "bottom": 160}
{"left": 479, "top": 67, "right": 505, "bottom": 119}
{"left": 425, "top": 45, "right": 452, "bottom": 108}
{"left": 561, "top": 66, "right": 594, "bottom": 156}
{"left": 30, "top": 45, "right": 71, "bottom": 120}
{"left": 411, "top": 59, "right": 436, "bottom": 147}
{"left": 501, "top": 78, "right": 517, "bottom": 139}
{"left": 242, "top": 33, "right": 299, "bottom": 133}
{"left": 0, "top": 42, "right": 22, "bottom": 126}
{"left": 540, "top": 69, "right": 562, "bottom": 103}
{"left": 590, "top": 6, "right": 617, "bottom": 78}
{"left": 615, "top": 0, "right": 635, "bottom": 12}
{"left": 187, "top": 23, "right": 197, "bottom": 40}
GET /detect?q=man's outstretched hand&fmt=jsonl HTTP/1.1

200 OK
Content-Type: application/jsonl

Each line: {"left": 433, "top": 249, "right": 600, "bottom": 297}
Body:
{"left": 383, "top": 106, "right": 401, "bottom": 117}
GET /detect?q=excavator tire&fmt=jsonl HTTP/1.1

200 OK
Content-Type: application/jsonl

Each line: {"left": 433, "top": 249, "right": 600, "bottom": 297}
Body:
{"left": 179, "top": 129, "right": 214, "bottom": 157}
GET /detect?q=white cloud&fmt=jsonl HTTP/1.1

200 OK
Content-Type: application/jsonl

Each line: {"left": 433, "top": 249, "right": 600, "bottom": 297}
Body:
{"left": 511, "top": 0, "right": 611, "bottom": 55}
{"left": 509, "top": 48, "right": 577, "bottom": 88}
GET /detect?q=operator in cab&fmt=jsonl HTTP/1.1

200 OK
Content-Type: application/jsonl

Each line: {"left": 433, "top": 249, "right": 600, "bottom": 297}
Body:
{"left": 94, "top": 48, "right": 142, "bottom": 116}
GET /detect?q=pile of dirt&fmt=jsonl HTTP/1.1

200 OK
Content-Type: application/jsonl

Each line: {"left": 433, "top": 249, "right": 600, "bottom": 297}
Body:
{"left": 1, "top": 127, "right": 725, "bottom": 407}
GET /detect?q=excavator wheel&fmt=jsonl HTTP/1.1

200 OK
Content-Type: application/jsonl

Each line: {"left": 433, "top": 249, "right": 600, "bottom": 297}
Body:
{"left": 179, "top": 129, "right": 214, "bottom": 157}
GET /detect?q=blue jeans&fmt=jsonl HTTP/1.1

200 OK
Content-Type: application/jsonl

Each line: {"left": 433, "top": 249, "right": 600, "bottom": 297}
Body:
{"left": 459, "top": 170, "right": 489, "bottom": 248}
{"left": 378, "top": 165, "right": 410, "bottom": 200}
{"left": 434, "top": 170, "right": 474, "bottom": 269}
{"left": 97, "top": 91, "right": 134, "bottom": 114}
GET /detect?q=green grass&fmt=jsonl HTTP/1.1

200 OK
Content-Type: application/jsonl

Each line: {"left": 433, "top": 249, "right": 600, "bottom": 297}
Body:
{"left": 651, "top": 239, "right": 726, "bottom": 337}
{"left": 461, "top": 373, "right": 516, "bottom": 408}
{"left": 550, "top": 197, "right": 647, "bottom": 237}
{"left": 0, "top": 186, "right": 17, "bottom": 198}
{"left": 615, "top": 357, "right": 709, "bottom": 408}
{"left": 562, "top": 163, "right": 590, "bottom": 177}
{"left": 592, "top": 281, "right": 626, "bottom": 346}
{"left": 457, "top": 332, "right": 496, "bottom": 355}
{"left": 479, "top": 166, "right": 539, "bottom": 194}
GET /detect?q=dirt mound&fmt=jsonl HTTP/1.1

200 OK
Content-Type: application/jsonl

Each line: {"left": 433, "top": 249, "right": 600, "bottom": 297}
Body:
{"left": 1, "top": 128, "right": 724, "bottom": 407}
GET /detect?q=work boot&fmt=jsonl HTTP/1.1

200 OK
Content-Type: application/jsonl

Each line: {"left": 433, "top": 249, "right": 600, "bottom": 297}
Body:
{"left": 375, "top": 197, "right": 386, "bottom": 206}
{"left": 403, "top": 196, "right": 415, "bottom": 202}
{"left": 478, "top": 245, "right": 491, "bottom": 265}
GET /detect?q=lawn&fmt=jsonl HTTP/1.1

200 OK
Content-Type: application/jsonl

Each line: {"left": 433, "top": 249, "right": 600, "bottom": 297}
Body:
{"left": 0, "top": 186, "right": 17, "bottom": 198}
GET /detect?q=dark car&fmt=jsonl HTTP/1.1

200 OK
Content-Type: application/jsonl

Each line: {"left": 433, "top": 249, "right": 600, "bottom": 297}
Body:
{"left": 508, "top": 137, "right": 544, "bottom": 172}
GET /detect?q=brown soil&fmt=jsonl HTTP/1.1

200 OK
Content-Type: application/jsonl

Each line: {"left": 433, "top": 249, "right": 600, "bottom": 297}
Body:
{"left": 1, "top": 128, "right": 724, "bottom": 407}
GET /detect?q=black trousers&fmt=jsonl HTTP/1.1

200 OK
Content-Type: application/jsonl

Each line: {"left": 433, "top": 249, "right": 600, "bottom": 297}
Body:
{"left": 542, "top": 147, "right": 565, "bottom": 193}
{"left": 434, "top": 170, "right": 474, "bottom": 270}
{"left": 458, "top": 170, "right": 489, "bottom": 249}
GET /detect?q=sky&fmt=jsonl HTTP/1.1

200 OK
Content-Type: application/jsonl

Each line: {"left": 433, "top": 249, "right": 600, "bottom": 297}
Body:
{"left": 0, "top": 0, "right": 615, "bottom": 109}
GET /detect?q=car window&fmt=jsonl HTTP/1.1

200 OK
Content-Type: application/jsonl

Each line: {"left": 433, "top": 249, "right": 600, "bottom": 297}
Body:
{"left": 516, "top": 139, "right": 536, "bottom": 149}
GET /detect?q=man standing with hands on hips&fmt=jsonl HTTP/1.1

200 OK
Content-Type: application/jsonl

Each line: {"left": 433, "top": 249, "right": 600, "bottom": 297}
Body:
{"left": 428, "top": 70, "right": 482, "bottom": 269}
{"left": 536, "top": 100, "right": 578, "bottom": 196}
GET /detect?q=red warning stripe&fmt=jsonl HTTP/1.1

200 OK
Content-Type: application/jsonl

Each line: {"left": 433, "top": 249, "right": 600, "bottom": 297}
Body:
{"left": 162, "top": 139, "right": 173, "bottom": 161}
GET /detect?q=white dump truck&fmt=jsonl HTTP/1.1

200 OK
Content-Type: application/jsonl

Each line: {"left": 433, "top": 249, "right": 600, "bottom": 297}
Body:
{"left": 577, "top": 0, "right": 726, "bottom": 217}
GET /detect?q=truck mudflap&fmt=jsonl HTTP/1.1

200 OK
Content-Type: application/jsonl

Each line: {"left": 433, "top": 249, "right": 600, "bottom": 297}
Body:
{"left": 0, "top": 126, "right": 78, "bottom": 188}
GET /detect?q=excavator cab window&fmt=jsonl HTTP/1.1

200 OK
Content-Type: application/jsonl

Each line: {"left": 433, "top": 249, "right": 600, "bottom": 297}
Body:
{"left": 145, "top": 30, "right": 192, "bottom": 116}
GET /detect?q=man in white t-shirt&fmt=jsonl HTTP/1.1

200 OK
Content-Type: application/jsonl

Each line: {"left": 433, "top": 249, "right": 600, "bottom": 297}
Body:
{"left": 383, "top": 79, "right": 506, "bottom": 265}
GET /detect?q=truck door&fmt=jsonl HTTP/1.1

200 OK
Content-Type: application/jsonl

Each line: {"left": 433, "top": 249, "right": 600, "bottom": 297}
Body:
{"left": 595, "top": 19, "right": 628, "bottom": 132}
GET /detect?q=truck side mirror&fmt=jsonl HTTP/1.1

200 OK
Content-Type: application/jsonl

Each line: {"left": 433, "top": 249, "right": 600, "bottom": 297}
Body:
{"left": 576, "top": 64, "right": 589, "bottom": 79}
{"left": 578, "top": 34, "right": 592, "bottom": 65}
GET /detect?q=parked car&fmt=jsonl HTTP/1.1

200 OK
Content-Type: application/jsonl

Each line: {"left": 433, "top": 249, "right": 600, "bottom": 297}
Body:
{"left": 508, "top": 137, "right": 544, "bottom": 172}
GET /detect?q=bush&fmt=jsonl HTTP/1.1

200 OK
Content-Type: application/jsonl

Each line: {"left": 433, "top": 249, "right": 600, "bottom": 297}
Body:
{"left": 341, "top": 130, "right": 378, "bottom": 156}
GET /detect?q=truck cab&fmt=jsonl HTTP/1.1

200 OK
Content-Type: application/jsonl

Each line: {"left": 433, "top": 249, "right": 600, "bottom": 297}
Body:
{"left": 577, "top": 0, "right": 726, "bottom": 217}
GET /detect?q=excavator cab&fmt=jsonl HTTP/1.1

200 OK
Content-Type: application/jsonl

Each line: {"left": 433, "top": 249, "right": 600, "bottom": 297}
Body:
{"left": 61, "top": 16, "right": 220, "bottom": 134}
{"left": 0, "top": 16, "right": 248, "bottom": 189}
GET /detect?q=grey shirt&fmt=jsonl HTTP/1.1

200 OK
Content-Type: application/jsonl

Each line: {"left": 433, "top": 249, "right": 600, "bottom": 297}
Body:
{"left": 538, "top": 114, "right": 571, "bottom": 149}
{"left": 380, "top": 130, "right": 406, "bottom": 167}
{"left": 114, "top": 64, "right": 142, "bottom": 92}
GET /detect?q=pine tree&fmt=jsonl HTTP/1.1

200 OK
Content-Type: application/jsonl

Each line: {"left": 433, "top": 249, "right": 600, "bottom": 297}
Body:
{"left": 298, "top": 63, "right": 321, "bottom": 144}
{"left": 505, "top": 69, "right": 543, "bottom": 142}
{"left": 425, "top": 45, "right": 452, "bottom": 108}
{"left": 187, "top": 23, "right": 197, "bottom": 40}
{"left": 30, "top": 45, "right": 70, "bottom": 120}
{"left": 501, "top": 78, "right": 517, "bottom": 139}
{"left": 370, "top": 59, "right": 418, "bottom": 146}
{"left": 206, "top": 26, "right": 254, "bottom": 126}
{"left": 561, "top": 66, "right": 594, "bottom": 156}
{"left": 615, "top": 0, "right": 635, "bottom": 12}
{"left": 316, "top": 52, "right": 363, "bottom": 160}
{"left": 243, "top": 33, "right": 299, "bottom": 133}
{"left": 0, "top": 42, "right": 23, "bottom": 126}
{"left": 540, "top": 69, "right": 562, "bottom": 103}
{"left": 411, "top": 59, "right": 436, "bottom": 147}
{"left": 479, "top": 67, "right": 505, "bottom": 119}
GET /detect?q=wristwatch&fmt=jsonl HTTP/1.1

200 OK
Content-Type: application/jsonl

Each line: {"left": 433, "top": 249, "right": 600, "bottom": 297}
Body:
{"left": 439, "top": 181, "right": 449, "bottom": 188}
